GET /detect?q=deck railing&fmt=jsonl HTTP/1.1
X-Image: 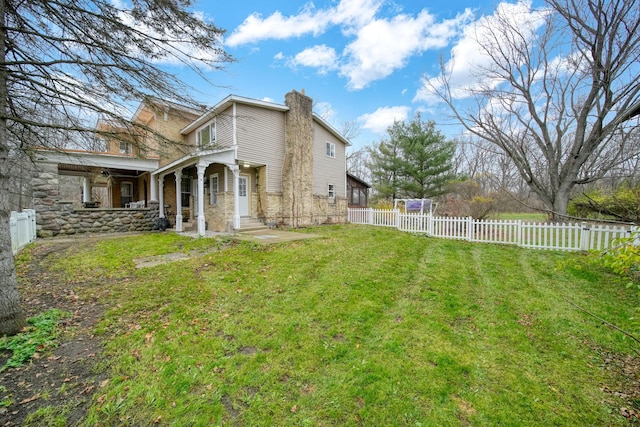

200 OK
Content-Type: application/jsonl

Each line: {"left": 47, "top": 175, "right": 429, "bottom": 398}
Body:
{"left": 348, "top": 208, "right": 637, "bottom": 252}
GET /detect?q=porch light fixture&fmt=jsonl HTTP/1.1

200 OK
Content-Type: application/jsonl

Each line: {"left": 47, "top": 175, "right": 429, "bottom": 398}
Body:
{"left": 243, "top": 162, "right": 250, "bottom": 168}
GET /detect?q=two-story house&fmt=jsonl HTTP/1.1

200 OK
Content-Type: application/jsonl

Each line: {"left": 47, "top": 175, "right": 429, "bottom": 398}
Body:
{"left": 34, "top": 90, "right": 349, "bottom": 236}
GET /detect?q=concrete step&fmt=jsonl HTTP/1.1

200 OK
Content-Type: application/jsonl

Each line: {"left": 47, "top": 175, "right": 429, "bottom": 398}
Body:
{"left": 239, "top": 218, "right": 268, "bottom": 232}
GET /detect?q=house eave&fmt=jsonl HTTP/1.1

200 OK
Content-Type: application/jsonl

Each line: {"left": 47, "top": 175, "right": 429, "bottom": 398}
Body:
{"left": 313, "top": 114, "right": 351, "bottom": 146}
{"left": 181, "top": 95, "right": 290, "bottom": 135}
{"left": 152, "top": 146, "right": 237, "bottom": 177}
{"left": 35, "top": 148, "right": 159, "bottom": 172}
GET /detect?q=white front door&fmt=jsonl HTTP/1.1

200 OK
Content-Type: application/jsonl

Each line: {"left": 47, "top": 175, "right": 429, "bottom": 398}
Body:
{"left": 239, "top": 175, "right": 249, "bottom": 216}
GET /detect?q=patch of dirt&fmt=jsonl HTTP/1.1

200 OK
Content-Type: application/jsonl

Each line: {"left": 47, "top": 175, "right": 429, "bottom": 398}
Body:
{"left": 598, "top": 349, "right": 640, "bottom": 423}
{"left": 1, "top": 240, "right": 109, "bottom": 426}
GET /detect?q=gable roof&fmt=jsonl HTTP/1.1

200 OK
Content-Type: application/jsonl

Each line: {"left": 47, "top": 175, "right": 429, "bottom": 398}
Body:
{"left": 181, "top": 95, "right": 289, "bottom": 135}
{"left": 313, "top": 114, "right": 351, "bottom": 146}
{"left": 347, "top": 172, "right": 371, "bottom": 188}
{"left": 180, "top": 94, "right": 351, "bottom": 146}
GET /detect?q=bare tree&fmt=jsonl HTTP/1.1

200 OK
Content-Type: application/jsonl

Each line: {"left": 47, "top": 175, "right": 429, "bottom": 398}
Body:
{"left": 428, "top": 0, "right": 640, "bottom": 219}
{"left": 0, "top": 0, "right": 233, "bottom": 335}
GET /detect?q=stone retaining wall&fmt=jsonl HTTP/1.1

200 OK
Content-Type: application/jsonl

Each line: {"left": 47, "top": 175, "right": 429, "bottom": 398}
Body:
{"left": 37, "top": 204, "right": 160, "bottom": 237}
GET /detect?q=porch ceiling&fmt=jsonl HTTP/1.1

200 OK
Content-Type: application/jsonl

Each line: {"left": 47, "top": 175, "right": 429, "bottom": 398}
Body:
{"left": 57, "top": 164, "right": 146, "bottom": 178}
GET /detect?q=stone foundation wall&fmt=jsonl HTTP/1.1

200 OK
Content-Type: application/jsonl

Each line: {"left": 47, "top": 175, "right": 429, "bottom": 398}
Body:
{"left": 37, "top": 204, "right": 160, "bottom": 237}
{"left": 261, "top": 192, "right": 347, "bottom": 228}
{"left": 33, "top": 162, "right": 160, "bottom": 237}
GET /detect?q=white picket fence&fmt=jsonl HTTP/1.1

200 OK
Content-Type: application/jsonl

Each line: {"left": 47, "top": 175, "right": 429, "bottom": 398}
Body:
{"left": 348, "top": 208, "right": 638, "bottom": 252}
{"left": 10, "top": 209, "right": 37, "bottom": 255}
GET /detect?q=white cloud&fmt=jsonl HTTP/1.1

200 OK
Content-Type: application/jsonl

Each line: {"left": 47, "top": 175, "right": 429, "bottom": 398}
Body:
{"left": 358, "top": 106, "right": 411, "bottom": 134}
{"left": 225, "top": 0, "right": 383, "bottom": 47}
{"left": 414, "top": 1, "right": 548, "bottom": 104}
{"left": 340, "top": 10, "right": 472, "bottom": 90}
{"left": 289, "top": 45, "right": 338, "bottom": 74}
{"left": 226, "top": 0, "right": 474, "bottom": 90}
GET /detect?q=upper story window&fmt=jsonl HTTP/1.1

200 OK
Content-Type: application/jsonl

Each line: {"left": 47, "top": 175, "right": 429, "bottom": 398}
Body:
{"left": 119, "top": 141, "right": 132, "bottom": 155}
{"left": 326, "top": 142, "right": 336, "bottom": 158}
{"left": 197, "top": 122, "right": 216, "bottom": 149}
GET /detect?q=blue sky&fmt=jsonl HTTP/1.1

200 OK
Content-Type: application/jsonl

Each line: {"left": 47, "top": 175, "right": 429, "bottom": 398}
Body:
{"left": 165, "top": 0, "right": 545, "bottom": 150}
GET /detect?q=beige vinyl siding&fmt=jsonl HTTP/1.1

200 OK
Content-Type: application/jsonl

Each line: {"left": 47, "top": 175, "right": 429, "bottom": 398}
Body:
{"left": 235, "top": 104, "right": 286, "bottom": 192}
{"left": 182, "top": 106, "right": 235, "bottom": 150}
{"left": 215, "top": 107, "right": 234, "bottom": 149}
{"left": 312, "top": 122, "right": 346, "bottom": 197}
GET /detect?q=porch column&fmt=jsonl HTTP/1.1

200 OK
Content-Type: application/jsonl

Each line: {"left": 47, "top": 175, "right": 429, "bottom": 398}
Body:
{"left": 158, "top": 175, "right": 165, "bottom": 219}
{"left": 82, "top": 177, "right": 91, "bottom": 203}
{"left": 196, "top": 164, "right": 206, "bottom": 236}
{"left": 175, "top": 169, "right": 183, "bottom": 232}
{"left": 228, "top": 164, "right": 240, "bottom": 230}
{"left": 150, "top": 173, "right": 158, "bottom": 202}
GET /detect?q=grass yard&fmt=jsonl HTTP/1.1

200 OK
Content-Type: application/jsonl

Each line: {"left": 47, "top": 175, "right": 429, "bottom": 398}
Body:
{"left": 488, "top": 212, "right": 549, "bottom": 222}
{"left": 27, "top": 225, "right": 640, "bottom": 425}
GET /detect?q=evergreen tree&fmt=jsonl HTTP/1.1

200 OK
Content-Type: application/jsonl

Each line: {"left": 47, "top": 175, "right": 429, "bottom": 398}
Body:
{"left": 367, "top": 136, "right": 403, "bottom": 202}
{"left": 367, "top": 114, "right": 457, "bottom": 202}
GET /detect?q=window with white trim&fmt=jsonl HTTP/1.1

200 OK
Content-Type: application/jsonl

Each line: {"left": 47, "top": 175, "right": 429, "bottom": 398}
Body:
{"left": 119, "top": 141, "right": 132, "bottom": 154}
{"left": 197, "top": 121, "right": 216, "bottom": 148}
{"left": 209, "top": 173, "right": 219, "bottom": 205}
{"left": 326, "top": 142, "right": 335, "bottom": 158}
{"left": 328, "top": 183, "right": 335, "bottom": 198}
{"left": 121, "top": 182, "right": 133, "bottom": 207}
{"left": 181, "top": 177, "right": 191, "bottom": 207}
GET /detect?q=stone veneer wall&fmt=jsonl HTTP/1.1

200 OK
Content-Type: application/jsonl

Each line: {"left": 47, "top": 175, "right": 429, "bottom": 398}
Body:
{"left": 282, "top": 90, "right": 314, "bottom": 228}
{"left": 33, "top": 162, "right": 160, "bottom": 237}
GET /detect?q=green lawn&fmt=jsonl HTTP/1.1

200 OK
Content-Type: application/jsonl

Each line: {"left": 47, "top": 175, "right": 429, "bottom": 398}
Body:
{"left": 488, "top": 212, "right": 549, "bottom": 222}
{"left": 36, "top": 226, "right": 640, "bottom": 425}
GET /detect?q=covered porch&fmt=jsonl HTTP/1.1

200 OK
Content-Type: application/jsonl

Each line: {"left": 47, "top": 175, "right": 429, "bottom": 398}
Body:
{"left": 152, "top": 147, "right": 265, "bottom": 236}
{"left": 35, "top": 149, "right": 159, "bottom": 209}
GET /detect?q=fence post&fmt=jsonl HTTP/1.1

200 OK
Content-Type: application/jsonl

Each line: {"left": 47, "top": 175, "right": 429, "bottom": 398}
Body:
{"left": 10, "top": 212, "right": 18, "bottom": 255}
{"left": 27, "top": 209, "right": 37, "bottom": 243}
{"left": 427, "top": 214, "right": 433, "bottom": 236}
{"left": 517, "top": 220, "right": 522, "bottom": 248}
{"left": 367, "top": 208, "right": 372, "bottom": 225}
{"left": 630, "top": 226, "right": 640, "bottom": 246}
{"left": 579, "top": 221, "right": 590, "bottom": 251}
{"left": 467, "top": 216, "right": 473, "bottom": 241}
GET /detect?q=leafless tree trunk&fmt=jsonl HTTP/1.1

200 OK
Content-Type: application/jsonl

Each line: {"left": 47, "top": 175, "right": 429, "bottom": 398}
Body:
{"left": 0, "top": 0, "right": 232, "bottom": 335}
{"left": 0, "top": 0, "right": 25, "bottom": 335}
{"left": 428, "top": 0, "right": 640, "bottom": 219}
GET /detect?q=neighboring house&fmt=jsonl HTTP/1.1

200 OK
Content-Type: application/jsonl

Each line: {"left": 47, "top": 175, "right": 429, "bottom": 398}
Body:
{"left": 346, "top": 173, "right": 370, "bottom": 208}
{"left": 34, "top": 90, "right": 349, "bottom": 236}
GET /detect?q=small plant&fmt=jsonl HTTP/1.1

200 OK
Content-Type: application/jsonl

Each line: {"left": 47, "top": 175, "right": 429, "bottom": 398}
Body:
{"left": 0, "top": 309, "right": 69, "bottom": 372}
{"left": 0, "top": 385, "right": 11, "bottom": 408}
{"left": 601, "top": 231, "right": 640, "bottom": 282}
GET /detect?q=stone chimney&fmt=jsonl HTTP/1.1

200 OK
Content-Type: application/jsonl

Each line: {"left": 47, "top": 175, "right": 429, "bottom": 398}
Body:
{"left": 282, "top": 90, "right": 314, "bottom": 227}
